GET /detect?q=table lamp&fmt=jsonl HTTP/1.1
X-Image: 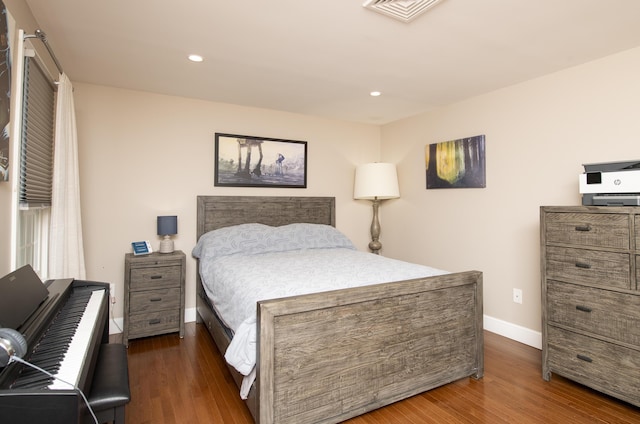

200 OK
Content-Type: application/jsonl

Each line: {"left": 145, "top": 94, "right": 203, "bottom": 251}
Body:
{"left": 157, "top": 215, "right": 178, "bottom": 253}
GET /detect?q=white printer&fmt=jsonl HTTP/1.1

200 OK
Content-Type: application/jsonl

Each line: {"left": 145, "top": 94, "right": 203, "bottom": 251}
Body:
{"left": 579, "top": 160, "right": 640, "bottom": 206}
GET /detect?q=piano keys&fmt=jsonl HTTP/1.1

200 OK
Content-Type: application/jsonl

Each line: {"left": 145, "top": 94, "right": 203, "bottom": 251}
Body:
{"left": 49, "top": 289, "right": 106, "bottom": 390}
{"left": 0, "top": 270, "right": 109, "bottom": 424}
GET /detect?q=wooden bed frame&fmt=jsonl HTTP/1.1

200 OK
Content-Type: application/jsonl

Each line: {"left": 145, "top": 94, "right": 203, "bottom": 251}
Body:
{"left": 195, "top": 195, "right": 483, "bottom": 424}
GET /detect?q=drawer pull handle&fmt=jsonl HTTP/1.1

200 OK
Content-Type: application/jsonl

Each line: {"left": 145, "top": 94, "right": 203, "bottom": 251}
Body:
{"left": 576, "top": 305, "right": 592, "bottom": 313}
{"left": 150, "top": 275, "right": 163, "bottom": 280}
{"left": 575, "top": 262, "right": 592, "bottom": 269}
{"left": 150, "top": 297, "right": 162, "bottom": 302}
{"left": 149, "top": 318, "right": 162, "bottom": 325}
{"left": 577, "top": 354, "right": 593, "bottom": 363}
{"left": 575, "top": 225, "right": 591, "bottom": 232}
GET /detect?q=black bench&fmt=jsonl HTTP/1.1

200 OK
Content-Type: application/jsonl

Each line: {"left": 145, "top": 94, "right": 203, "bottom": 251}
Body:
{"left": 85, "top": 343, "right": 131, "bottom": 424}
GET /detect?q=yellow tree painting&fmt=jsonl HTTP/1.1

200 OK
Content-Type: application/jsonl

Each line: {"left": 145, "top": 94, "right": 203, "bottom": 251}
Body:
{"left": 425, "top": 135, "right": 485, "bottom": 189}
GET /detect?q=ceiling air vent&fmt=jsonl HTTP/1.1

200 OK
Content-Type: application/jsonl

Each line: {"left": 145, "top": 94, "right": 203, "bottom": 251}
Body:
{"left": 363, "top": 0, "right": 445, "bottom": 23}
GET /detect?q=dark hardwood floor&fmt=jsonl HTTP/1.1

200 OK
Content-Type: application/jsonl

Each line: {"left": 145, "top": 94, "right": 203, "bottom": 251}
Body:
{"left": 121, "top": 323, "right": 639, "bottom": 423}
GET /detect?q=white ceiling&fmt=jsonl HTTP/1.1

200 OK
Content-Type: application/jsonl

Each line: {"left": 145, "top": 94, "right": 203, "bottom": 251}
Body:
{"left": 22, "top": 0, "right": 640, "bottom": 125}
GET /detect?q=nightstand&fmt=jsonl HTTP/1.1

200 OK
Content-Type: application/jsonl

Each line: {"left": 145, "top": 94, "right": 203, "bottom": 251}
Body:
{"left": 123, "top": 250, "right": 185, "bottom": 346}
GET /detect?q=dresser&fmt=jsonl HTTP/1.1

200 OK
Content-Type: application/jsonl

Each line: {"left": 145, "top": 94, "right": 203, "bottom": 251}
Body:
{"left": 123, "top": 250, "right": 185, "bottom": 346}
{"left": 540, "top": 206, "right": 640, "bottom": 407}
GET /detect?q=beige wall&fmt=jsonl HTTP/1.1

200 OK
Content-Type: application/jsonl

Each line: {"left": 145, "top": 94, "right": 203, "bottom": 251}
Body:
{"left": 73, "top": 83, "right": 381, "bottom": 321}
{"left": 380, "top": 46, "right": 640, "bottom": 341}
{"left": 4, "top": 0, "right": 640, "bottom": 345}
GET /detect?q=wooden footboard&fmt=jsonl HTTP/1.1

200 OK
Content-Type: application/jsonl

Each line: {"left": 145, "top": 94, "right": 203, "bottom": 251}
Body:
{"left": 257, "top": 270, "right": 483, "bottom": 424}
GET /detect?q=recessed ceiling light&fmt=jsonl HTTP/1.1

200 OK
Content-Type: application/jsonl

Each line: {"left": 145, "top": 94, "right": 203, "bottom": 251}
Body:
{"left": 370, "top": 91, "right": 381, "bottom": 97}
{"left": 188, "top": 54, "right": 204, "bottom": 62}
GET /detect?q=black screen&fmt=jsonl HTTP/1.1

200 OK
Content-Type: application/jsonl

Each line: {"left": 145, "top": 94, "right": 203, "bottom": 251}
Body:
{"left": 586, "top": 172, "right": 602, "bottom": 184}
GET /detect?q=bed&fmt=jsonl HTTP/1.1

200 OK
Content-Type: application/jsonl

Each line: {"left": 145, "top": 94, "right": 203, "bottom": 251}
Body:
{"left": 194, "top": 195, "right": 483, "bottom": 424}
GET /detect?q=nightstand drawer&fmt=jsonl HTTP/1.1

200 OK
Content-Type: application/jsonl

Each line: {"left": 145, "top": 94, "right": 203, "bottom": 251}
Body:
{"left": 544, "top": 212, "right": 629, "bottom": 249}
{"left": 545, "top": 246, "right": 630, "bottom": 289}
{"left": 547, "top": 281, "right": 640, "bottom": 346}
{"left": 547, "top": 326, "right": 640, "bottom": 401}
{"left": 127, "top": 310, "right": 181, "bottom": 338}
{"left": 130, "top": 265, "right": 181, "bottom": 290}
{"left": 129, "top": 287, "right": 181, "bottom": 314}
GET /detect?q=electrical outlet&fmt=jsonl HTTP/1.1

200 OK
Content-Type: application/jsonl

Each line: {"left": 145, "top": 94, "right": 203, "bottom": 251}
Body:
{"left": 109, "top": 283, "right": 116, "bottom": 304}
{"left": 513, "top": 288, "right": 523, "bottom": 304}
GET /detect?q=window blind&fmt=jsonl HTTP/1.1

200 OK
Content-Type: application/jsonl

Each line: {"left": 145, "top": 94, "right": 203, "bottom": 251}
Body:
{"left": 19, "top": 56, "right": 55, "bottom": 207}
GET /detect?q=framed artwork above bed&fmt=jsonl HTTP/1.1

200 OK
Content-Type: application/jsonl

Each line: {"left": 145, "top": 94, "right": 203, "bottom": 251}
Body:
{"left": 214, "top": 133, "right": 307, "bottom": 188}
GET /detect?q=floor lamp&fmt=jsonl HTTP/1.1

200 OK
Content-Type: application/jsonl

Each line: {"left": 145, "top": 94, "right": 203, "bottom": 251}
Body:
{"left": 353, "top": 163, "right": 400, "bottom": 254}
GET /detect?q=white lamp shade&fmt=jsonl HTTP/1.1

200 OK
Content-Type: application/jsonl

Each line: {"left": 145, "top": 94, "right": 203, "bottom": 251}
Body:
{"left": 354, "top": 163, "right": 400, "bottom": 200}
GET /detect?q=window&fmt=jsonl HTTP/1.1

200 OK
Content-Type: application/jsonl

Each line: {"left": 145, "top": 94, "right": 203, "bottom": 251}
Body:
{"left": 16, "top": 207, "right": 49, "bottom": 275}
{"left": 16, "top": 55, "right": 55, "bottom": 277}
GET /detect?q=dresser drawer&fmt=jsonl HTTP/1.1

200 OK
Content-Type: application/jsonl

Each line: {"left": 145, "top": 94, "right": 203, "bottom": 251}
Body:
{"left": 545, "top": 212, "right": 629, "bottom": 249}
{"left": 547, "top": 281, "right": 640, "bottom": 346}
{"left": 545, "top": 246, "right": 630, "bottom": 289}
{"left": 547, "top": 326, "right": 640, "bottom": 402}
{"left": 127, "top": 310, "right": 181, "bottom": 338}
{"left": 130, "top": 265, "right": 181, "bottom": 290}
{"left": 637, "top": 256, "right": 640, "bottom": 290}
{"left": 129, "top": 287, "right": 181, "bottom": 314}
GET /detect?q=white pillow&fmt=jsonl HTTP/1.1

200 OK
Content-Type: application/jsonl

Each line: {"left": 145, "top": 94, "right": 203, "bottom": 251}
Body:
{"left": 192, "top": 222, "right": 354, "bottom": 260}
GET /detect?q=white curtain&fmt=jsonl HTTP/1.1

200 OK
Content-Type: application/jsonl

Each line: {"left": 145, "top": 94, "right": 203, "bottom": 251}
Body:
{"left": 48, "top": 73, "right": 86, "bottom": 279}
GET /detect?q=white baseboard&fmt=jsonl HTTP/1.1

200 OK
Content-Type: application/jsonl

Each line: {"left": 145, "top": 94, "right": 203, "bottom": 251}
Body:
{"left": 484, "top": 314, "right": 541, "bottom": 349}
{"left": 112, "top": 309, "right": 542, "bottom": 351}
{"left": 109, "top": 317, "right": 123, "bottom": 335}
{"left": 185, "top": 307, "right": 197, "bottom": 323}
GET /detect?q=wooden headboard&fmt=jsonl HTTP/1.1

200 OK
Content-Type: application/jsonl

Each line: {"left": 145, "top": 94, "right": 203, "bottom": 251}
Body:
{"left": 196, "top": 196, "right": 336, "bottom": 239}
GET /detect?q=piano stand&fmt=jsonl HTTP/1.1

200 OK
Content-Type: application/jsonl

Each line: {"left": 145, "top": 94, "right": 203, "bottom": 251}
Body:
{"left": 85, "top": 344, "right": 130, "bottom": 424}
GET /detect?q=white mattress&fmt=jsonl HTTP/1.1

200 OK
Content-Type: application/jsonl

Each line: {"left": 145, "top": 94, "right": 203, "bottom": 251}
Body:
{"left": 197, "top": 247, "right": 448, "bottom": 398}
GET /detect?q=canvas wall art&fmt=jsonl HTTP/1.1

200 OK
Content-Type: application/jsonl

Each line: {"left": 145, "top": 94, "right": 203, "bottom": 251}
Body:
{"left": 425, "top": 135, "right": 486, "bottom": 189}
{"left": 0, "top": 2, "right": 11, "bottom": 182}
{"left": 214, "top": 133, "right": 307, "bottom": 188}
